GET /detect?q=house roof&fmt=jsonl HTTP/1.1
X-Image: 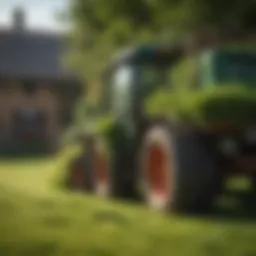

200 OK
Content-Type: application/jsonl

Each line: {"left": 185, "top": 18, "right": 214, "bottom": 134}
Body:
{"left": 0, "top": 28, "right": 79, "bottom": 82}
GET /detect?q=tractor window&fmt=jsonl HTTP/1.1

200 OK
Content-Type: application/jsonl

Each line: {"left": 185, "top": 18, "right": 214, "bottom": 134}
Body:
{"left": 135, "top": 64, "right": 169, "bottom": 101}
{"left": 140, "top": 65, "right": 168, "bottom": 89}
{"left": 214, "top": 51, "right": 256, "bottom": 86}
{"left": 111, "top": 65, "right": 134, "bottom": 117}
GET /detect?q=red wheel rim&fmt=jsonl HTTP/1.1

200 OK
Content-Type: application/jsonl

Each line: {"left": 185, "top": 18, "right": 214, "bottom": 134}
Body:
{"left": 94, "top": 151, "right": 109, "bottom": 191}
{"left": 146, "top": 144, "right": 170, "bottom": 200}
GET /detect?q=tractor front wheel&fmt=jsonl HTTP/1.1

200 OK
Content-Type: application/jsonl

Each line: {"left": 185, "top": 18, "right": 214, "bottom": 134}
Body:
{"left": 91, "top": 138, "right": 112, "bottom": 197}
{"left": 66, "top": 156, "right": 90, "bottom": 192}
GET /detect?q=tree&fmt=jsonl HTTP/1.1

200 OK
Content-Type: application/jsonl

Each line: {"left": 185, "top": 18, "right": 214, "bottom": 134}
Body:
{"left": 66, "top": 0, "right": 255, "bottom": 102}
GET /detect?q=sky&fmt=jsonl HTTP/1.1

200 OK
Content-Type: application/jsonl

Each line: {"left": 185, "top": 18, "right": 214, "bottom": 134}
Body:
{"left": 0, "top": 0, "right": 69, "bottom": 31}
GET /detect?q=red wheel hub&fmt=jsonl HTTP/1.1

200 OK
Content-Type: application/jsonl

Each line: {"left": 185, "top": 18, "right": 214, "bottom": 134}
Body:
{"left": 146, "top": 144, "right": 170, "bottom": 198}
{"left": 94, "top": 151, "right": 109, "bottom": 185}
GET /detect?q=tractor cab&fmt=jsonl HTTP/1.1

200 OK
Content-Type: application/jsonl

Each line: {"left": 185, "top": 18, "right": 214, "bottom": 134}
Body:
{"left": 100, "top": 44, "right": 182, "bottom": 119}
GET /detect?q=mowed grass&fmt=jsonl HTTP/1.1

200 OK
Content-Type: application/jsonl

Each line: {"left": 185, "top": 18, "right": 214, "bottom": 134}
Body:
{"left": 0, "top": 159, "right": 256, "bottom": 256}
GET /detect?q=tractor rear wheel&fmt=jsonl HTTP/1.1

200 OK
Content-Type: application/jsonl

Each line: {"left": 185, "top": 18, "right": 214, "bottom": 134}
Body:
{"left": 139, "top": 124, "right": 220, "bottom": 213}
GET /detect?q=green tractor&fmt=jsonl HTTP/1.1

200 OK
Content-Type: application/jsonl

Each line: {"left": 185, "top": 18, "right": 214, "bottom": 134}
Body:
{"left": 66, "top": 43, "right": 256, "bottom": 213}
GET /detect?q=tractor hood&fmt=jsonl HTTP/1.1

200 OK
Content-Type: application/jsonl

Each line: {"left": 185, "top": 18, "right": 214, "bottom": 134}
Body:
{"left": 146, "top": 85, "right": 256, "bottom": 128}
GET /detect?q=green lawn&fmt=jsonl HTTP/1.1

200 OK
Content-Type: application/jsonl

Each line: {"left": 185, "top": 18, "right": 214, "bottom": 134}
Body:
{"left": 0, "top": 158, "right": 255, "bottom": 256}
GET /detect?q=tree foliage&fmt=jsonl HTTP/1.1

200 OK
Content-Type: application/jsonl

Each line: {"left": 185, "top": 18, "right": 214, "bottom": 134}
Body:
{"left": 66, "top": 0, "right": 255, "bottom": 102}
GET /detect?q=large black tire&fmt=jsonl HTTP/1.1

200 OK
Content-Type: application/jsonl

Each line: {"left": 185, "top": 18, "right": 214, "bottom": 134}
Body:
{"left": 66, "top": 154, "right": 93, "bottom": 192}
{"left": 90, "top": 135, "right": 136, "bottom": 199}
{"left": 139, "top": 123, "right": 220, "bottom": 213}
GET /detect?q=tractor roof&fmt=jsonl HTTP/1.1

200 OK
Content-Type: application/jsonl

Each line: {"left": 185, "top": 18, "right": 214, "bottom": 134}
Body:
{"left": 108, "top": 44, "right": 183, "bottom": 69}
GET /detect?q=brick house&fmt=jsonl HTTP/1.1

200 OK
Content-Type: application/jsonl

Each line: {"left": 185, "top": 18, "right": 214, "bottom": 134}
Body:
{"left": 0, "top": 9, "right": 83, "bottom": 155}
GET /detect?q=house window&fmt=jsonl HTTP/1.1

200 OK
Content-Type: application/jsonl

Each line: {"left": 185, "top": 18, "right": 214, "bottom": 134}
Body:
{"left": 12, "top": 108, "right": 48, "bottom": 140}
{"left": 22, "top": 81, "right": 37, "bottom": 95}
